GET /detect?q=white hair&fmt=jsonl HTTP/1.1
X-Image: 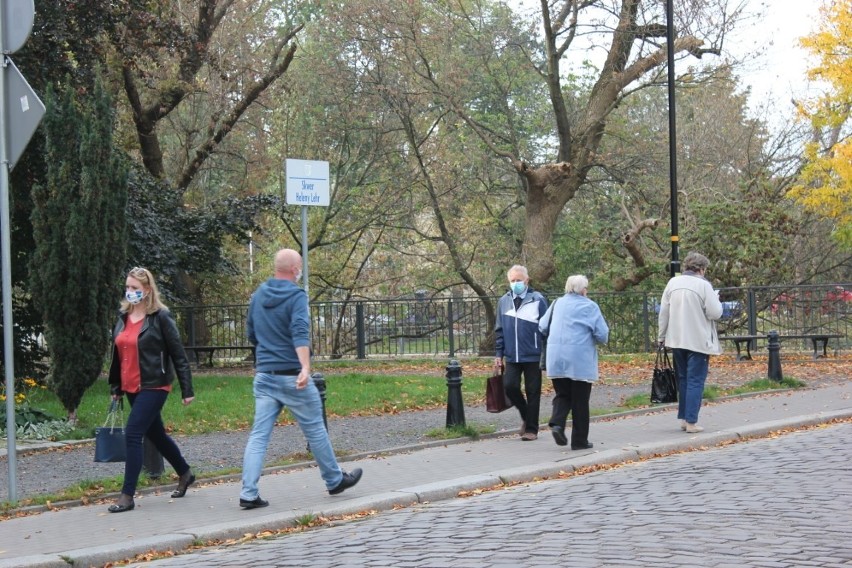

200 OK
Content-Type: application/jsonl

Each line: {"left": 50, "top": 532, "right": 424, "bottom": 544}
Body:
{"left": 565, "top": 274, "right": 589, "bottom": 294}
{"left": 507, "top": 265, "right": 528, "bottom": 279}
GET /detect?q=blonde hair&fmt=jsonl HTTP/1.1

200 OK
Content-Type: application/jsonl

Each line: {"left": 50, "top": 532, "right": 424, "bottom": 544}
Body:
{"left": 564, "top": 274, "right": 589, "bottom": 294}
{"left": 121, "top": 267, "right": 168, "bottom": 314}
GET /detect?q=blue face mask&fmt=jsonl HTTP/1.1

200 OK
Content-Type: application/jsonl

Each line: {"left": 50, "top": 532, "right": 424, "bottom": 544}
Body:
{"left": 126, "top": 290, "right": 144, "bottom": 305}
{"left": 510, "top": 281, "right": 526, "bottom": 295}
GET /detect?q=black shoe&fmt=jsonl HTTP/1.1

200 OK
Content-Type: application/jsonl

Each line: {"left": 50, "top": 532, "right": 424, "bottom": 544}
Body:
{"left": 108, "top": 493, "right": 135, "bottom": 513}
{"left": 329, "top": 468, "right": 363, "bottom": 495}
{"left": 171, "top": 470, "right": 196, "bottom": 498}
{"left": 239, "top": 496, "right": 269, "bottom": 509}
{"left": 571, "top": 442, "right": 594, "bottom": 450}
{"left": 551, "top": 426, "right": 568, "bottom": 446}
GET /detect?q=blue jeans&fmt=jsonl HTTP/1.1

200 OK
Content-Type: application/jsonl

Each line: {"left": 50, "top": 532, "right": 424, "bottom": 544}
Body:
{"left": 671, "top": 349, "right": 710, "bottom": 424}
{"left": 123, "top": 390, "right": 190, "bottom": 496}
{"left": 241, "top": 373, "right": 343, "bottom": 500}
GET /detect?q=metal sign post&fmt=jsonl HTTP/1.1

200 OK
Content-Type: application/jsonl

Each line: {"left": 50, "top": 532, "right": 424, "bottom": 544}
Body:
{"left": 1, "top": 0, "right": 43, "bottom": 503}
{"left": 0, "top": 48, "right": 16, "bottom": 504}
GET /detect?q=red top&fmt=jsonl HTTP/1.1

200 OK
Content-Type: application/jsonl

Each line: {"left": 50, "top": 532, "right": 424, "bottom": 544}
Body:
{"left": 115, "top": 316, "right": 171, "bottom": 393}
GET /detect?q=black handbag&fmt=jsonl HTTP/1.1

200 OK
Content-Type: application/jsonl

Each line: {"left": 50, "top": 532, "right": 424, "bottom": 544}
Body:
{"left": 486, "top": 368, "right": 513, "bottom": 413}
{"left": 650, "top": 346, "right": 678, "bottom": 404}
{"left": 94, "top": 399, "right": 127, "bottom": 463}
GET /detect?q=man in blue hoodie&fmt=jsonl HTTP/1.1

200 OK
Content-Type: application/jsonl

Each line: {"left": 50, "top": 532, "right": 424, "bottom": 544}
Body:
{"left": 494, "top": 265, "right": 549, "bottom": 440}
{"left": 239, "top": 248, "right": 362, "bottom": 509}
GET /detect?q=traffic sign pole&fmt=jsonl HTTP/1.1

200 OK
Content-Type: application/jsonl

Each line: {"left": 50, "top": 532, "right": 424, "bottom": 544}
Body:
{"left": 301, "top": 205, "right": 309, "bottom": 297}
{"left": 1, "top": 0, "right": 40, "bottom": 504}
{"left": 0, "top": 4, "right": 20, "bottom": 505}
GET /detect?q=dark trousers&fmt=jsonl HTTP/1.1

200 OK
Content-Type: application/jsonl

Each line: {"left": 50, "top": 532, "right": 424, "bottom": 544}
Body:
{"left": 503, "top": 361, "right": 542, "bottom": 434}
{"left": 122, "top": 390, "right": 190, "bottom": 496}
{"left": 548, "top": 378, "right": 592, "bottom": 446}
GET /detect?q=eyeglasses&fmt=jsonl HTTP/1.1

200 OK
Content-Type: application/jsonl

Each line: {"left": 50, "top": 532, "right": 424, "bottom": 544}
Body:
{"left": 129, "top": 267, "right": 148, "bottom": 278}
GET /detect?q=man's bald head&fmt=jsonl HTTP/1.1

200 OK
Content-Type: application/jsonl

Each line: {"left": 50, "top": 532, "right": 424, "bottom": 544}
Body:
{"left": 274, "top": 248, "right": 302, "bottom": 281}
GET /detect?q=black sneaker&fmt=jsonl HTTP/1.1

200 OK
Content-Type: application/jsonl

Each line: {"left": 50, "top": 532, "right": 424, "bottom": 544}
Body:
{"left": 239, "top": 496, "right": 269, "bottom": 509}
{"left": 329, "top": 468, "right": 363, "bottom": 495}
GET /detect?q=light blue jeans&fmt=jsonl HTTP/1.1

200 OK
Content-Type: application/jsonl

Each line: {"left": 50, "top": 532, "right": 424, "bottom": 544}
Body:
{"left": 240, "top": 373, "right": 343, "bottom": 501}
{"left": 672, "top": 348, "right": 710, "bottom": 424}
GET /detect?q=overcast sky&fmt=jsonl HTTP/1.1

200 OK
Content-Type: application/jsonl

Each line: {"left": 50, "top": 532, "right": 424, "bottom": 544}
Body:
{"left": 513, "top": 0, "right": 827, "bottom": 127}
{"left": 728, "top": 0, "right": 824, "bottom": 118}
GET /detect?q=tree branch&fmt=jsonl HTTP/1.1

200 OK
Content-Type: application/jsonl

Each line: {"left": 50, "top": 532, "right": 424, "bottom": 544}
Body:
{"left": 612, "top": 217, "right": 658, "bottom": 290}
{"left": 175, "top": 30, "right": 303, "bottom": 191}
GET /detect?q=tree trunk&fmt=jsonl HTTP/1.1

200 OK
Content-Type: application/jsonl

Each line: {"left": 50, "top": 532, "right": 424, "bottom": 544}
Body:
{"left": 517, "top": 161, "right": 580, "bottom": 286}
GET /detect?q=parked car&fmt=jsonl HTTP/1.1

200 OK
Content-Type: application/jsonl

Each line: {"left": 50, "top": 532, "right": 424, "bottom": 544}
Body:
{"left": 720, "top": 300, "right": 743, "bottom": 320}
{"left": 823, "top": 286, "right": 852, "bottom": 314}
{"left": 651, "top": 300, "right": 742, "bottom": 320}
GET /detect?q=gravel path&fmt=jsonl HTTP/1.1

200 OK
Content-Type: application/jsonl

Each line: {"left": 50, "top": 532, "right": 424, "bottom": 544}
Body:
{"left": 1, "top": 385, "right": 640, "bottom": 502}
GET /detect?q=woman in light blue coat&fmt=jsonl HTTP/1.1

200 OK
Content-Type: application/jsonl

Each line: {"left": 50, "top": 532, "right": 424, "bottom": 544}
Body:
{"left": 539, "top": 275, "right": 609, "bottom": 450}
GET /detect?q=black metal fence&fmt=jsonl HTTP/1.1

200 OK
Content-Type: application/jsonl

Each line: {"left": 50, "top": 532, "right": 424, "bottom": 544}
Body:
{"left": 170, "top": 283, "right": 852, "bottom": 363}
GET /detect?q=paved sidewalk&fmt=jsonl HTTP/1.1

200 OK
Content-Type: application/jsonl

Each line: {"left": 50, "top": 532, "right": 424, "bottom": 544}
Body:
{"left": 2, "top": 383, "right": 851, "bottom": 568}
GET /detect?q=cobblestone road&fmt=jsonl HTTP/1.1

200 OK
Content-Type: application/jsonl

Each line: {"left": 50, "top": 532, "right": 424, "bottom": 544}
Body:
{"left": 134, "top": 423, "right": 852, "bottom": 567}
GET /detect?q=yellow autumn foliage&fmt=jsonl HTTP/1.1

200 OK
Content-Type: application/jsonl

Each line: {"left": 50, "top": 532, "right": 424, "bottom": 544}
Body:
{"left": 789, "top": 0, "right": 852, "bottom": 247}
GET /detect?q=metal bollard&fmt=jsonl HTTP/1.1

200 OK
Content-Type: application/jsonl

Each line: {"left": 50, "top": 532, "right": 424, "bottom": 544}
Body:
{"left": 445, "top": 359, "right": 466, "bottom": 428}
{"left": 307, "top": 372, "right": 328, "bottom": 454}
{"left": 767, "top": 329, "right": 783, "bottom": 382}
{"left": 142, "top": 437, "right": 164, "bottom": 479}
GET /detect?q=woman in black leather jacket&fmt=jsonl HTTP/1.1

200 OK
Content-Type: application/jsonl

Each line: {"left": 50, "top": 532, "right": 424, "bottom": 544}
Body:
{"left": 106, "top": 267, "right": 195, "bottom": 513}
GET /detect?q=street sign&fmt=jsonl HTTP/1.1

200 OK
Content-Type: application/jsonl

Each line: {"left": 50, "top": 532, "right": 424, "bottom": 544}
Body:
{"left": 3, "top": 57, "right": 44, "bottom": 169}
{"left": 1, "top": 0, "right": 34, "bottom": 54}
{"left": 285, "top": 159, "right": 330, "bottom": 206}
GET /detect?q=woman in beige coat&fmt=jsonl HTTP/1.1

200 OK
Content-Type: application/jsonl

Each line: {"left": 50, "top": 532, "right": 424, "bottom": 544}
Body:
{"left": 658, "top": 252, "right": 723, "bottom": 433}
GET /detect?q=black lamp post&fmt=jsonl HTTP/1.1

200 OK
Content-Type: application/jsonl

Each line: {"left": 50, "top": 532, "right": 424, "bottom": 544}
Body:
{"left": 666, "top": 0, "right": 680, "bottom": 276}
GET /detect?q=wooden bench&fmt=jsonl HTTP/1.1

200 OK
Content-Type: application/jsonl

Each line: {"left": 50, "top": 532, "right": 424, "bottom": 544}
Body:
{"left": 719, "top": 335, "right": 764, "bottom": 361}
{"left": 719, "top": 333, "right": 843, "bottom": 361}
{"left": 184, "top": 345, "right": 255, "bottom": 367}
{"left": 782, "top": 334, "right": 843, "bottom": 360}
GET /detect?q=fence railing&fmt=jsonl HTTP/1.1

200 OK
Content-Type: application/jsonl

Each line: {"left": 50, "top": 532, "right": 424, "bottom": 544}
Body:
{"left": 170, "top": 283, "right": 852, "bottom": 363}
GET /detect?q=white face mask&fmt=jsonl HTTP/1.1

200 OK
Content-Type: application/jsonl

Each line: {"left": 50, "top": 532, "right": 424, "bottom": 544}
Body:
{"left": 295, "top": 269, "right": 303, "bottom": 283}
{"left": 126, "top": 290, "right": 144, "bottom": 305}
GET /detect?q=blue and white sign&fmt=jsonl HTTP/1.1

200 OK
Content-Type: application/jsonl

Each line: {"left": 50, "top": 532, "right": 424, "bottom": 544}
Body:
{"left": 285, "top": 159, "right": 329, "bottom": 206}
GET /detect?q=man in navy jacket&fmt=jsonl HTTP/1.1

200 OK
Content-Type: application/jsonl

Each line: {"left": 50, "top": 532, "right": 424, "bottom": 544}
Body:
{"left": 494, "top": 265, "right": 549, "bottom": 440}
